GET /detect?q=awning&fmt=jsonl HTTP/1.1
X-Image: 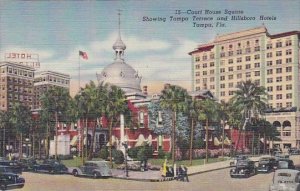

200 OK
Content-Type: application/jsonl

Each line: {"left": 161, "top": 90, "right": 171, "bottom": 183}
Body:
{"left": 135, "top": 134, "right": 145, "bottom": 147}
{"left": 70, "top": 135, "right": 78, "bottom": 146}
{"left": 214, "top": 137, "right": 221, "bottom": 146}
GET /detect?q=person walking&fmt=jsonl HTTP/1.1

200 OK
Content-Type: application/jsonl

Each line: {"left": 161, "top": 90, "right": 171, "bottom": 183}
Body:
{"left": 178, "top": 165, "right": 189, "bottom": 182}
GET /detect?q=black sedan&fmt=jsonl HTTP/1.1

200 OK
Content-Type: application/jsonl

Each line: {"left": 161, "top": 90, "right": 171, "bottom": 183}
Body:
{"left": 32, "top": 159, "right": 68, "bottom": 174}
{"left": 0, "top": 160, "right": 22, "bottom": 174}
{"left": 275, "top": 158, "right": 295, "bottom": 170}
{"left": 0, "top": 172, "right": 25, "bottom": 190}
{"left": 230, "top": 160, "right": 256, "bottom": 178}
{"left": 257, "top": 157, "right": 276, "bottom": 173}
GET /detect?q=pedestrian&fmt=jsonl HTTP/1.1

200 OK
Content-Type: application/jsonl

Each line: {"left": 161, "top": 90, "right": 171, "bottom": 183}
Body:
{"left": 179, "top": 165, "right": 189, "bottom": 182}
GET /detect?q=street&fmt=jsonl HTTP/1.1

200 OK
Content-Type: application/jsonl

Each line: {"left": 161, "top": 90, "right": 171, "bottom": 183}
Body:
{"left": 20, "top": 156, "right": 300, "bottom": 191}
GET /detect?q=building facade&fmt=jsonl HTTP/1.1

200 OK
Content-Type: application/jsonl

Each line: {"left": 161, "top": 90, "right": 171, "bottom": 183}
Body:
{"left": 0, "top": 61, "right": 35, "bottom": 111}
{"left": 189, "top": 26, "right": 300, "bottom": 149}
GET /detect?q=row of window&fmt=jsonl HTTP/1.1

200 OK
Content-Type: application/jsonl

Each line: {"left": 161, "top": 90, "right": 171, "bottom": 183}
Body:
{"left": 34, "top": 76, "right": 70, "bottom": 85}
{"left": 267, "top": 93, "right": 293, "bottom": 100}
{"left": 266, "top": 49, "right": 292, "bottom": 57}
{"left": 1, "top": 66, "right": 34, "bottom": 78}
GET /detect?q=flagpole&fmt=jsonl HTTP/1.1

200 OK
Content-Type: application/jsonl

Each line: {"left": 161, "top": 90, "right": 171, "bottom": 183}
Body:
{"left": 78, "top": 53, "right": 81, "bottom": 92}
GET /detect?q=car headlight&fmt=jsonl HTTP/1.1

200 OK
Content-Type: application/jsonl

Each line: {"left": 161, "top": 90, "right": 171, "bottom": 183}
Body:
{"left": 262, "top": 165, "right": 265, "bottom": 167}
{"left": 240, "top": 169, "right": 244, "bottom": 173}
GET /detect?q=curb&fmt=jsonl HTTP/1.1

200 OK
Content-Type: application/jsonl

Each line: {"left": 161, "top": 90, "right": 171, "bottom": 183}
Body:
{"left": 112, "top": 176, "right": 175, "bottom": 182}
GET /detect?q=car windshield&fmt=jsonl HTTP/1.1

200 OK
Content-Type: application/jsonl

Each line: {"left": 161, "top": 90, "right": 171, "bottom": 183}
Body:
{"left": 278, "top": 161, "right": 289, "bottom": 168}
{"left": 237, "top": 160, "right": 248, "bottom": 166}
{"left": 259, "top": 159, "right": 270, "bottom": 164}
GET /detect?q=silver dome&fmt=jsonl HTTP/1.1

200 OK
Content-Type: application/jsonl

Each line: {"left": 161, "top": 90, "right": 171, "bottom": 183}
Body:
{"left": 97, "top": 59, "right": 142, "bottom": 93}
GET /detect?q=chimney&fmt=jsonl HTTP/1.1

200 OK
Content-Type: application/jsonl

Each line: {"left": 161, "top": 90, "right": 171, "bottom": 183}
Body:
{"left": 143, "top": 85, "right": 148, "bottom": 95}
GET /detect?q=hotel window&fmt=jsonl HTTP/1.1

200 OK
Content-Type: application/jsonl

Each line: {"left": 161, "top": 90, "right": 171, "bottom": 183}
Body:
{"left": 286, "top": 102, "right": 292, "bottom": 108}
{"left": 276, "top": 103, "right": 283, "bottom": 108}
{"left": 268, "top": 95, "right": 273, "bottom": 100}
{"left": 254, "top": 63, "right": 260, "bottom": 68}
{"left": 203, "top": 63, "right": 207, "bottom": 68}
{"left": 210, "top": 62, "right": 214, "bottom": 67}
{"left": 203, "top": 78, "right": 207, "bottom": 83}
{"left": 276, "top": 86, "right": 282, "bottom": 91}
{"left": 196, "top": 87, "right": 200, "bottom": 91}
{"left": 236, "top": 57, "right": 242, "bottom": 63}
{"left": 238, "top": 43, "right": 241, "bottom": 47}
{"left": 203, "top": 71, "right": 207, "bottom": 75}
{"left": 276, "top": 77, "right": 282, "bottom": 82}
{"left": 228, "top": 75, "right": 233, "bottom": 80}
{"left": 237, "top": 65, "right": 242, "bottom": 70}
{"left": 237, "top": 49, "right": 242, "bottom": 55}
{"left": 286, "top": 93, "right": 292, "bottom": 99}
{"left": 195, "top": 72, "right": 200, "bottom": 76}
{"left": 220, "top": 52, "right": 225, "bottom": 58}
{"left": 220, "top": 91, "right": 225, "bottom": 96}
{"left": 245, "top": 56, "right": 251, "bottom": 61}
{"left": 220, "top": 68, "right": 225, "bottom": 73}
{"left": 195, "top": 56, "right": 200, "bottom": 62}
{"left": 276, "top": 51, "right": 282, "bottom": 57}
{"left": 267, "top": 78, "right": 273, "bottom": 83}
{"left": 237, "top": 73, "right": 242, "bottom": 79}
{"left": 267, "top": 86, "right": 273, "bottom": 92}
{"left": 266, "top": 43, "right": 272, "bottom": 49}
{"left": 276, "top": 68, "right": 282, "bottom": 74}
{"left": 286, "top": 66, "right": 292, "bottom": 72}
{"left": 220, "top": 60, "right": 225, "bottom": 66}
{"left": 254, "top": 54, "right": 260, "bottom": 60}
{"left": 276, "top": 59, "right": 282, "bottom": 65}
{"left": 254, "top": 46, "right": 260, "bottom": 51}
{"left": 210, "top": 85, "right": 215, "bottom": 89}
{"left": 220, "top": 76, "right": 225, "bottom": 81}
{"left": 210, "top": 70, "right": 214, "bottom": 74}
{"left": 229, "top": 82, "right": 234, "bottom": 88}
{"left": 228, "top": 67, "right": 233, "bottom": 72}
{"left": 246, "top": 41, "right": 250, "bottom": 46}
{"left": 229, "top": 91, "right": 234, "bottom": 96}
{"left": 286, "top": 84, "right": 292, "bottom": 90}
{"left": 228, "top": 59, "right": 233, "bottom": 64}
{"left": 267, "top": 61, "right": 272, "bottom": 66}
{"left": 229, "top": 44, "right": 233, "bottom": 49}
{"left": 286, "top": 75, "right": 292, "bottom": 81}
{"left": 139, "top": 112, "right": 144, "bottom": 127}
{"left": 196, "top": 79, "right": 200, "bottom": 84}
{"left": 228, "top": 51, "right": 233, "bottom": 56}
{"left": 245, "top": 47, "right": 251, "bottom": 53}
{"left": 195, "top": 64, "right": 200, "bottom": 69}
{"left": 254, "top": 71, "right": 260, "bottom": 76}
{"left": 286, "top": 58, "right": 292, "bottom": 63}
{"left": 267, "top": 52, "right": 272, "bottom": 58}
{"left": 276, "top": 94, "right": 282, "bottom": 100}
{"left": 246, "top": 64, "right": 251, "bottom": 69}
{"left": 286, "top": 49, "right": 292, "bottom": 55}
{"left": 276, "top": 42, "right": 282, "bottom": 48}
{"left": 254, "top": 80, "right": 260, "bottom": 86}
{"left": 210, "top": 77, "right": 214, "bottom": 82}
{"left": 203, "top": 55, "right": 207, "bottom": 60}
{"left": 210, "top": 54, "right": 214, "bottom": 59}
{"left": 285, "top": 40, "right": 292, "bottom": 46}
{"left": 220, "top": 84, "right": 225, "bottom": 88}
{"left": 246, "top": 72, "right": 251, "bottom": 78}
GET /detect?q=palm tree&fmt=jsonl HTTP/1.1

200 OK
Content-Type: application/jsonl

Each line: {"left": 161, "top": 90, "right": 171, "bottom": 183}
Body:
{"left": 104, "top": 85, "right": 127, "bottom": 168}
{"left": 9, "top": 103, "right": 33, "bottom": 159}
{"left": 230, "top": 80, "right": 268, "bottom": 154}
{"left": 40, "top": 86, "right": 71, "bottom": 160}
{"left": 218, "top": 100, "right": 230, "bottom": 158}
{"left": 0, "top": 111, "right": 11, "bottom": 157}
{"left": 159, "top": 84, "right": 191, "bottom": 164}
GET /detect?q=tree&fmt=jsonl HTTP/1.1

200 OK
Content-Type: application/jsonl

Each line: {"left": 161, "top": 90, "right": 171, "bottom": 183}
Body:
{"left": 40, "top": 86, "right": 72, "bottom": 160}
{"left": 9, "top": 103, "right": 33, "bottom": 159}
{"left": 159, "top": 84, "right": 191, "bottom": 164}
{"left": 0, "top": 111, "right": 11, "bottom": 157}
{"left": 218, "top": 100, "right": 230, "bottom": 158}
{"left": 230, "top": 80, "right": 268, "bottom": 154}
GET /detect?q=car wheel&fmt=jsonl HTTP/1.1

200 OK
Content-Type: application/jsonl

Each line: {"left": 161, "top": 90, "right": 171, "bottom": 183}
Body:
{"left": 93, "top": 172, "right": 99, "bottom": 179}
{"left": 0, "top": 183, "right": 7, "bottom": 191}
{"left": 73, "top": 170, "right": 78, "bottom": 177}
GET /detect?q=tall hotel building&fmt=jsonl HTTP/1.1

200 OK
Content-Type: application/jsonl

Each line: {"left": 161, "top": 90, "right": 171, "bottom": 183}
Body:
{"left": 0, "top": 61, "right": 35, "bottom": 111}
{"left": 189, "top": 26, "right": 300, "bottom": 149}
{"left": 33, "top": 70, "right": 70, "bottom": 110}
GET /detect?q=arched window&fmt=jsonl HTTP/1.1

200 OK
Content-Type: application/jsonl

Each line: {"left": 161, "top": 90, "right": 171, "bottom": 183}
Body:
{"left": 282, "top": 120, "right": 291, "bottom": 137}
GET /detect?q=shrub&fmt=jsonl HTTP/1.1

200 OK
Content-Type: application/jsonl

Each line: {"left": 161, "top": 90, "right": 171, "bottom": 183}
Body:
{"left": 113, "top": 150, "right": 124, "bottom": 164}
{"left": 128, "top": 147, "right": 139, "bottom": 159}
{"left": 99, "top": 147, "right": 109, "bottom": 160}
{"left": 157, "top": 148, "right": 165, "bottom": 159}
{"left": 165, "top": 152, "right": 172, "bottom": 160}
{"left": 57, "top": 155, "right": 73, "bottom": 160}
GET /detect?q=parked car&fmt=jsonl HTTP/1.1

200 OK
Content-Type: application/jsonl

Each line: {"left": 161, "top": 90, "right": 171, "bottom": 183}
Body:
{"left": 19, "top": 158, "right": 37, "bottom": 172}
{"left": 257, "top": 157, "right": 277, "bottom": 173}
{"left": 230, "top": 159, "right": 256, "bottom": 178}
{"left": 32, "top": 159, "right": 68, "bottom": 174}
{"left": 229, "top": 155, "right": 248, "bottom": 167}
{"left": 70, "top": 161, "right": 112, "bottom": 178}
{"left": 0, "top": 160, "right": 22, "bottom": 174}
{"left": 0, "top": 172, "right": 25, "bottom": 190}
{"left": 269, "top": 169, "right": 300, "bottom": 191}
{"left": 275, "top": 159, "right": 295, "bottom": 170}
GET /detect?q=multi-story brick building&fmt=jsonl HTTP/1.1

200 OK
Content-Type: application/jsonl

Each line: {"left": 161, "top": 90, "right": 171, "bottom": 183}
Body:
{"left": 0, "top": 61, "right": 35, "bottom": 111}
{"left": 189, "top": 26, "right": 300, "bottom": 149}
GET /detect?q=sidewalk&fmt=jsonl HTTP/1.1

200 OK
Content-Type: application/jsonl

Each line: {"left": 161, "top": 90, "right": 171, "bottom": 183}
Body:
{"left": 112, "top": 156, "right": 262, "bottom": 182}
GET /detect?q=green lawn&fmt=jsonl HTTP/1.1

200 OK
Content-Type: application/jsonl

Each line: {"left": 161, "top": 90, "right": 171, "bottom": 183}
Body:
{"left": 61, "top": 156, "right": 228, "bottom": 168}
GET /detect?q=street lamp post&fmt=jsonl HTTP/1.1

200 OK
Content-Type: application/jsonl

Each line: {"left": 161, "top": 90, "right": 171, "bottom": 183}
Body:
{"left": 122, "top": 141, "right": 129, "bottom": 177}
{"left": 24, "top": 138, "right": 30, "bottom": 158}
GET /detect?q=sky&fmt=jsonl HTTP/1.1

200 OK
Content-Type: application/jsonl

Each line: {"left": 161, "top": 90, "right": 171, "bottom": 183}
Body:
{"left": 0, "top": 0, "right": 299, "bottom": 96}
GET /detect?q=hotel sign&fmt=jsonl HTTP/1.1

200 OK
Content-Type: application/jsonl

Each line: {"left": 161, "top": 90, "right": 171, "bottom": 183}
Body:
{"left": 4, "top": 52, "right": 40, "bottom": 68}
